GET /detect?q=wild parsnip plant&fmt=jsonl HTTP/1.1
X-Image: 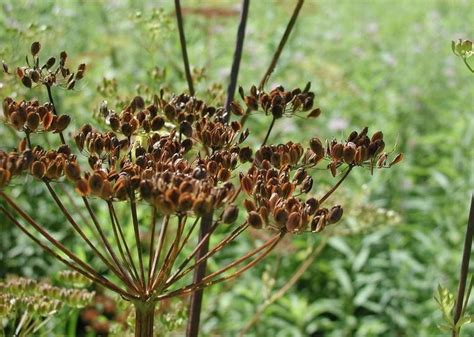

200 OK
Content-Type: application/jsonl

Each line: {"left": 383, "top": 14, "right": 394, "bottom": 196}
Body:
{"left": 0, "top": 1, "right": 402, "bottom": 336}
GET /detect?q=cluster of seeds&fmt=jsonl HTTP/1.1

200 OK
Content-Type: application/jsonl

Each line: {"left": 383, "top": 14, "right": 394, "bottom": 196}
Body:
{"left": 240, "top": 163, "right": 340, "bottom": 233}
{"left": 239, "top": 84, "right": 321, "bottom": 119}
{"left": 0, "top": 144, "right": 78, "bottom": 187}
{"left": 308, "top": 127, "right": 403, "bottom": 176}
{"left": 2, "top": 98, "right": 70, "bottom": 133}
{"left": 101, "top": 93, "right": 221, "bottom": 138}
{"left": 254, "top": 142, "right": 305, "bottom": 169}
{"left": 2, "top": 42, "right": 86, "bottom": 90}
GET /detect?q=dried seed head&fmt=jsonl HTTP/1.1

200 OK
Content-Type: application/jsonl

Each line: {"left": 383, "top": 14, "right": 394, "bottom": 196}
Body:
{"left": 328, "top": 205, "right": 343, "bottom": 224}
{"left": 389, "top": 153, "right": 403, "bottom": 166}
{"left": 286, "top": 212, "right": 301, "bottom": 232}
{"left": 307, "top": 108, "right": 321, "bottom": 118}
{"left": 26, "top": 112, "right": 40, "bottom": 131}
{"left": 248, "top": 211, "right": 263, "bottom": 229}
{"left": 22, "top": 76, "right": 32, "bottom": 88}
{"left": 76, "top": 179, "right": 90, "bottom": 196}
{"left": 64, "top": 162, "right": 81, "bottom": 181}
{"left": 0, "top": 168, "right": 11, "bottom": 187}
{"left": 88, "top": 173, "right": 104, "bottom": 195}
{"left": 30, "top": 42, "right": 41, "bottom": 57}
{"left": 343, "top": 143, "right": 356, "bottom": 164}
{"left": 55, "top": 115, "right": 71, "bottom": 133}
{"left": 31, "top": 161, "right": 46, "bottom": 179}
{"left": 222, "top": 204, "right": 239, "bottom": 224}
{"left": 309, "top": 138, "right": 324, "bottom": 157}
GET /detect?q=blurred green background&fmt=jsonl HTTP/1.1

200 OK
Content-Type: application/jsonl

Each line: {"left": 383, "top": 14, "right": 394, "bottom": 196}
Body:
{"left": 0, "top": 0, "right": 473, "bottom": 336}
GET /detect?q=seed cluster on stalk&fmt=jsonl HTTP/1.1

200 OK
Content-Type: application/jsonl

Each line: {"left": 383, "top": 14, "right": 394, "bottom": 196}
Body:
{"left": 0, "top": 41, "right": 402, "bottom": 325}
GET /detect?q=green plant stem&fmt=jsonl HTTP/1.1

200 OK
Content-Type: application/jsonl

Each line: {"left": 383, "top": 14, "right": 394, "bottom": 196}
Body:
{"left": 452, "top": 195, "right": 474, "bottom": 336}
{"left": 133, "top": 301, "right": 156, "bottom": 337}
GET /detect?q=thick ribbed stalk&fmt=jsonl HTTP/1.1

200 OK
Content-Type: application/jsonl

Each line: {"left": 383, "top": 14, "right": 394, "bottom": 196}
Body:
{"left": 186, "top": 212, "right": 213, "bottom": 337}
{"left": 134, "top": 301, "right": 156, "bottom": 337}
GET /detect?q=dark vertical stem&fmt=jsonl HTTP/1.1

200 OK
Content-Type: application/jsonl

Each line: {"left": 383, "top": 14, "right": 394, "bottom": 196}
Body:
{"left": 45, "top": 85, "right": 66, "bottom": 144}
{"left": 186, "top": 212, "right": 213, "bottom": 337}
{"left": 452, "top": 195, "right": 474, "bottom": 336}
{"left": 175, "top": 0, "right": 195, "bottom": 96}
{"left": 223, "top": 0, "right": 250, "bottom": 123}
{"left": 258, "top": 0, "right": 304, "bottom": 91}
{"left": 261, "top": 117, "right": 275, "bottom": 146}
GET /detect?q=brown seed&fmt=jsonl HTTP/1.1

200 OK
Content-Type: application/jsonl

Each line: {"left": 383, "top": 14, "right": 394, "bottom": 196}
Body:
{"left": 121, "top": 123, "right": 133, "bottom": 137}
{"left": 180, "top": 121, "right": 193, "bottom": 137}
{"left": 55, "top": 115, "right": 71, "bottom": 132}
{"left": 274, "top": 208, "right": 289, "bottom": 227}
{"left": 88, "top": 173, "right": 104, "bottom": 195}
{"left": 223, "top": 205, "right": 239, "bottom": 224}
{"left": 22, "top": 76, "right": 32, "bottom": 88}
{"left": 371, "top": 131, "right": 383, "bottom": 142}
{"left": 305, "top": 198, "right": 319, "bottom": 215}
{"left": 31, "top": 42, "right": 41, "bottom": 56}
{"left": 2, "top": 61, "right": 8, "bottom": 74}
{"left": 241, "top": 175, "right": 254, "bottom": 194}
{"left": 248, "top": 211, "right": 263, "bottom": 229}
{"left": 26, "top": 112, "right": 40, "bottom": 131}
{"left": 286, "top": 212, "right": 301, "bottom": 232}
{"left": 139, "top": 180, "right": 153, "bottom": 200}
{"left": 271, "top": 104, "right": 284, "bottom": 118}
{"left": 45, "top": 57, "right": 56, "bottom": 69}
{"left": 343, "top": 144, "right": 356, "bottom": 164}
{"left": 331, "top": 143, "right": 344, "bottom": 161}
{"left": 31, "top": 161, "right": 46, "bottom": 179}
{"left": 30, "top": 70, "right": 40, "bottom": 83}
{"left": 307, "top": 108, "right": 321, "bottom": 118}
{"left": 301, "top": 176, "right": 313, "bottom": 193}
{"left": 389, "top": 153, "right": 404, "bottom": 166}
{"left": 151, "top": 116, "right": 165, "bottom": 131}
{"left": 164, "top": 104, "right": 176, "bottom": 120}
{"left": 217, "top": 168, "right": 231, "bottom": 182}
{"left": 0, "top": 168, "right": 11, "bottom": 187}
{"left": 329, "top": 162, "right": 337, "bottom": 177}
{"left": 64, "top": 162, "right": 81, "bottom": 181}
{"left": 178, "top": 193, "right": 194, "bottom": 212}
{"left": 309, "top": 138, "right": 325, "bottom": 157}
{"left": 244, "top": 199, "right": 256, "bottom": 212}
{"left": 328, "top": 205, "right": 343, "bottom": 224}
{"left": 76, "top": 179, "right": 90, "bottom": 196}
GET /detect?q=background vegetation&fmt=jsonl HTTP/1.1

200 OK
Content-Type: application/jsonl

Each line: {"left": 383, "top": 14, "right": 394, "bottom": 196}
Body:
{"left": 0, "top": 0, "right": 472, "bottom": 336}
